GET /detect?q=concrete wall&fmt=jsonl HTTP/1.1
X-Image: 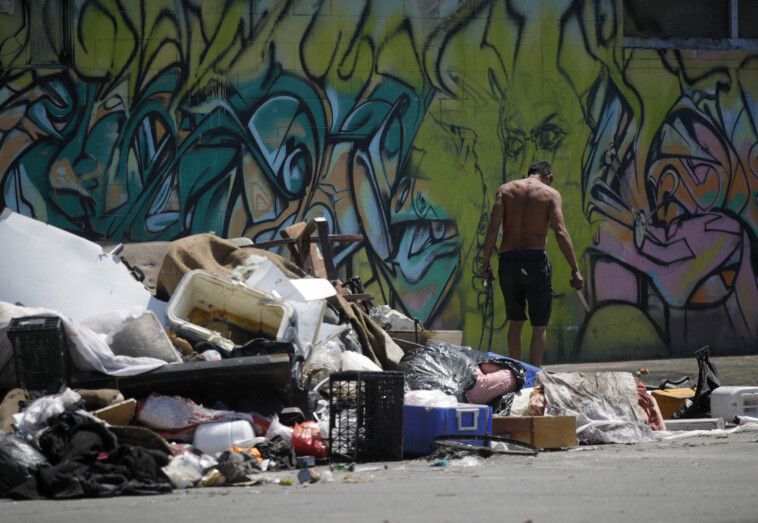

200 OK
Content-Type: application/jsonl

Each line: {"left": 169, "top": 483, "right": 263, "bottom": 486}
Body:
{"left": 1, "top": 0, "right": 757, "bottom": 361}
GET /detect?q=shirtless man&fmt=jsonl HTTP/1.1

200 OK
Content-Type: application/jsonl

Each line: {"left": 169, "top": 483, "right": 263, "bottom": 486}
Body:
{"left": 481, "top": 160, "right": 583, "bottom": 367}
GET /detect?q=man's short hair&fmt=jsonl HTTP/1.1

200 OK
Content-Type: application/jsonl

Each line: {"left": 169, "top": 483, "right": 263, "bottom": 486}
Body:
{"left": 528, "top": 161, "right": 552, "bottom": 178}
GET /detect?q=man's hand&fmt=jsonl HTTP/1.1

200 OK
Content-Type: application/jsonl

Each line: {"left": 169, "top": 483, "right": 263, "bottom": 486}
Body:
{"left": 482, "top": 265, "right": 494, "bottom": 282}
{"left": 570, "top": 270, "right": 584, "bottom": 290}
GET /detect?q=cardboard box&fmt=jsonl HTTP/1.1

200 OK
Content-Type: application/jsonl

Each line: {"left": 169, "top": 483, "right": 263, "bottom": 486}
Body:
{"left": 491, "top": 416, "right": 577, "bottom": 449}
{"left": 94, "top": 399, "right": 137, "bottom": 426}
{"left": 650, "top": 388, "right": 695, "bottom": 419}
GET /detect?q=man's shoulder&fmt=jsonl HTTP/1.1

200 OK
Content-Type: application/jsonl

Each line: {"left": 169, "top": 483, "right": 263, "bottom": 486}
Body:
{"left": 501, "top": 178, "right": 526, "bottom": 190}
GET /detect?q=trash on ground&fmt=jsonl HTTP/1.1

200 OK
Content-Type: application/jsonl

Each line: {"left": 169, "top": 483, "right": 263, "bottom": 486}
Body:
{"left": 0, "top": 213, "right": 752, "bottom": 501}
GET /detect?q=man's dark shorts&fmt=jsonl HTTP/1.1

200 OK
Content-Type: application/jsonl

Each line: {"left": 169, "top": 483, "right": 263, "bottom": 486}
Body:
{"left": 498, "top": 250, "right": 553, "bottom": 326}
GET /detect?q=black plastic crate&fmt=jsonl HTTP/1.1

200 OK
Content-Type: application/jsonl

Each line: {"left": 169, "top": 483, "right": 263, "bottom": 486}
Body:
{"left": 7, "top": 316, "right": 70, "bottom": 390}
{"left": 328, "top": 370, "right": 404, "bottom": 462}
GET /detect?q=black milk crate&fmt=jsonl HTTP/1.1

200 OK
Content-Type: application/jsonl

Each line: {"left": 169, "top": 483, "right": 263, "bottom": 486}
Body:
{"left": 7, "top": 316, "right": 70, "bottom": 390}
{"left": 328, "top": 370, "right": 404, "bottom": 462}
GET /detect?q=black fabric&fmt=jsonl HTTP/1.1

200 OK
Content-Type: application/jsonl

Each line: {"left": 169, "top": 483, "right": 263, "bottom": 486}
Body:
{"left": 38, "top": 412, "right": 117, "bottom": 465}
{"left": 672, "top": 345, "right": 722, "bottom": 419}
{"left": 232, "top": 338, "right": 295, "bottom": 357}
{"left": 254, "top": 437, "right": 296, "bottom": 471}
{"left": 498, "top": 250, "right": 553, "bottom": 326}
{"left": 6, "top": 444, "right": 172, "bottom": 500}
{"left": 213, "top": 450, "right": 262, "bottom": 483}
{"left": 5, "top": 412, "right": 171, "bottom": 500}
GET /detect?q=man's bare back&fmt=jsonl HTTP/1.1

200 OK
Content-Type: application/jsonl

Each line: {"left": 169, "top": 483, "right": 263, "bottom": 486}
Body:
{"left": 498, "top": 177, "right": 556, "bottom": 252}
{"left": 482, "top": 171, "right": 582, "bottom": 290}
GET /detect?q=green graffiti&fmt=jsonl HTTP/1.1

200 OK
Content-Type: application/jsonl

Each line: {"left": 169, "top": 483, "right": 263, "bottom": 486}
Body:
{"left": 2, "top": 0, "right": 758, "bottom": 360}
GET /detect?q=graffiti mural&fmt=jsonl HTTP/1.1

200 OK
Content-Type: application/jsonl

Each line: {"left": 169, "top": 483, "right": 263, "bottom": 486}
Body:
{"left": 1, "top": 0, "right": 757, "bottom": 360}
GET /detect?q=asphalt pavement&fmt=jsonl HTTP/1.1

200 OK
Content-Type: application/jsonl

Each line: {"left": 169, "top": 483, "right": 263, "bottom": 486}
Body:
{"left": 2, "top": 426, "right": 757, "bottom": 523}
{"left": 543, "top": 354, "right": 758, "bottom": 388}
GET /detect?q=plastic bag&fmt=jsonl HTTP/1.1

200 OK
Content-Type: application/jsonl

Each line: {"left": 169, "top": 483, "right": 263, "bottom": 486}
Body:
{"left": 306, "top": 339, "right": 343, "bottom": 385}
{"left": 16, "top": 388, "right": 82, "bottom": 436}
{"left": 341, "top": 350, "right": 382, "bottom": 372}
{"left": 368, "top": 305, "right": 416, "bottom": 330}
{"left": 404, "top": 390, "right": 458, "bottom": 408}
{"left": 398, "top": 344, "right": 478, "bottom": 402}
{"left": 265, "top": 416, "right": 293, "bottom": 443}
{"left": 163, "top": 451, "right": 218, "bottom": 489}
{"left": 290, "top": 421, "right": 328, "bottom": 459}
{"left": 509, "top": 387, "right": 533, "bottom": 417}
{"left": 672, "top": 345, "right": 722, "bottom": 419}
{"left": 0, "top": 433, "right": 49, "bottom": 496}
{"left": 399, "top": 341, "right": 526, "bottom": 403}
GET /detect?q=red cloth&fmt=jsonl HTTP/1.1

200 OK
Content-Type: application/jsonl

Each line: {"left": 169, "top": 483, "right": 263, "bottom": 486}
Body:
{"left": 465, "top": 365, "right": 517, "bottom": 404}
{"left": 636, "top": 380, "right": 665, "bottom": 431}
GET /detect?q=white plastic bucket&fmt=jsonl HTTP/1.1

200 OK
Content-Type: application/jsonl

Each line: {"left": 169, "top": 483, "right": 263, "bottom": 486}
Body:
{"left": 193, "top": 420, "right": 255, "bottom": 455}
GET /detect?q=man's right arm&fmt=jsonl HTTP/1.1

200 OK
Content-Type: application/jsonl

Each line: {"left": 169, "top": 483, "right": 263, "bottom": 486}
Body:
{"left": 548, "top": 191, "right": 583, "bottom": 290}
{"left": 482, "top": 187, "right": 505, "bottom": 280}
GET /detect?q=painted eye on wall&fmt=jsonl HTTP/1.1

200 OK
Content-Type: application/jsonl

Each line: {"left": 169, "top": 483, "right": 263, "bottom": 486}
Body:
{"left": 532, "top": 123, "right": 567, "bottom": 152}
{"left": 503, "top": 135, "right": 525, "bottom": 158}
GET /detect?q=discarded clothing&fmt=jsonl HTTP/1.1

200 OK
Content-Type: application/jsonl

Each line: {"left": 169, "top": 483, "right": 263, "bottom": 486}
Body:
{"left": 636, "top": 379, "right": 665, "bottom": 431}
{"left": 254, "top": 437, "right": 296, "bottom": 471}
{"left": 672, "top": 345, "right": 722, "bottom": 419}
{"left": 213, "top": 450, "right": 262, "bottom": 483}
{"left": 7, "top": 444, "right": 172, "bottom": 500}
{"left": 6, "top": 412, "right": 171, "bottom": 500}
{"left": 466, "top": 365, "right": 517, "bottom": 405}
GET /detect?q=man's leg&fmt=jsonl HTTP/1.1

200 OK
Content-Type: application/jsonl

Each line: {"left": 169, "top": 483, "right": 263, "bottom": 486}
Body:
{"left": 529, "top": 325, "right": 547, "bottom": 367}
{"left": 507, "top": 320, "right": 525, "bottom": 361}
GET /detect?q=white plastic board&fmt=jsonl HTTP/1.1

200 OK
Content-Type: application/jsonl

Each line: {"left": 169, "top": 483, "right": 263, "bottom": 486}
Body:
{"left": 0, "top": 209, "right": 151, "bottom": 322}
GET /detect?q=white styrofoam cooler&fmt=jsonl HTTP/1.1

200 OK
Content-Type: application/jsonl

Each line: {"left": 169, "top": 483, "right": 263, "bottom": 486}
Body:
{"left": 166, "top": 270, "right": 296, "bottom": 353}
{"left": 710, "top": 386, "right": 758, "bottom": 420}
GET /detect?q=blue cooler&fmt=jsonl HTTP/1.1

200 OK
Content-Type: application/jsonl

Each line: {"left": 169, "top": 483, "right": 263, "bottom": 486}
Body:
{"left": 403, "top": 404, "right": 491, "bottom": 456}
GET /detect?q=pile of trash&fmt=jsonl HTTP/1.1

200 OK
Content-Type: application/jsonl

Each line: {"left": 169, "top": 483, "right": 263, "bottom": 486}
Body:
{"left": 1, "top": 209, "right": 756, "bottom": 500}
{"left": 0, "top": 210, "right": 528, "bottom": 499}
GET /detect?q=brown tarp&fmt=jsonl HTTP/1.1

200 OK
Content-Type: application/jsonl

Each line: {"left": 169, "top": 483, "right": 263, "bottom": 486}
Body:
{"left": 156, "top": 234, "right": 394, "bottom": 370}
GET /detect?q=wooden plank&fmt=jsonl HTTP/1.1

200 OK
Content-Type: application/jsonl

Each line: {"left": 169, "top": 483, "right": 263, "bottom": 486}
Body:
{"left": 246, "top": 234, "right": 363, "bottom": 250}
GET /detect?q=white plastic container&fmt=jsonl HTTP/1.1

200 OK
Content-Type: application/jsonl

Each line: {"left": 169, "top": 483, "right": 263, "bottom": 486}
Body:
{"left": 166, "top": 270, "right": 296, "bottom": 353}
{"left": 710, "top": 386, "right": 758, "bottom": 420}
{"left": 193, "top": 420, "right": 255, "bottom": 455}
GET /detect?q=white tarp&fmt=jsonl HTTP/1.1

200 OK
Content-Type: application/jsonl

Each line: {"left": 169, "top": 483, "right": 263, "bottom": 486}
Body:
{"left": 537, "top": 371, "right": 655, "bottom": 444}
